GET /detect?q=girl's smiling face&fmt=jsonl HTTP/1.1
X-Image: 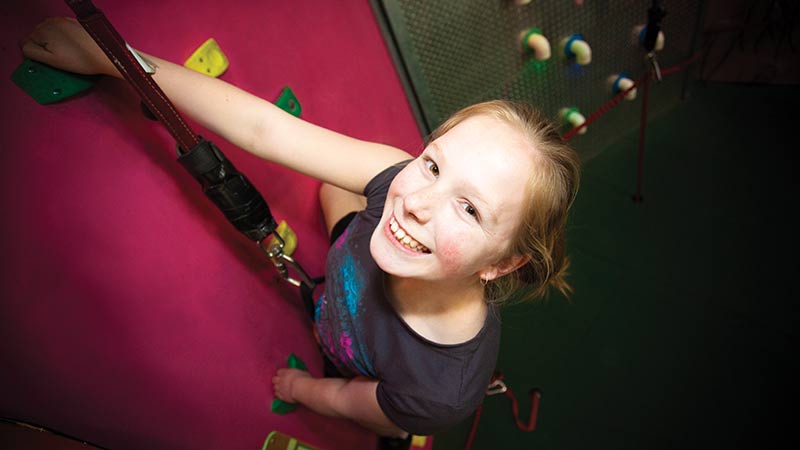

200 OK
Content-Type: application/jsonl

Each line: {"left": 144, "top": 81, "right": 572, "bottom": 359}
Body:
{"left": 370, "top": 114, "right": 535, "bottom": 284}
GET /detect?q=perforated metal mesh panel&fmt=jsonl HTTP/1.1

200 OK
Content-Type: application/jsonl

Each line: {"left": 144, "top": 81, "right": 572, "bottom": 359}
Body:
{"left": 373, "top": 0, "right": 704, "bottom": 159}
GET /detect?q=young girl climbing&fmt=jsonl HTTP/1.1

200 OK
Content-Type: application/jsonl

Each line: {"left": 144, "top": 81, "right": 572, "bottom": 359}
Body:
{"left": 22, "top": 17, "right": 580, "bottom": 441}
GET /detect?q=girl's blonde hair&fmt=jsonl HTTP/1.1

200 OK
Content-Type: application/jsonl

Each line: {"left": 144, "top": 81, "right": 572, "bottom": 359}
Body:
{"left": 429, "top": 100, "right": 581, "bottom": 304}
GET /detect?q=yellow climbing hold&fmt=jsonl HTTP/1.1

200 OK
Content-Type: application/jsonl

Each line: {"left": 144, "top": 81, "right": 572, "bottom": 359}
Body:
{"left": 184, "top": 38, "right": 229, "bottom": 77}
{"left": 267, "top": 220, "right": 298, "bottom": 256}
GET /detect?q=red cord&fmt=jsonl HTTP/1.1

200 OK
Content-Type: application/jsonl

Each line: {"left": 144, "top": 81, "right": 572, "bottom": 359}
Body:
{"left": 562, "top": 50, "right": 704, "bottom": 202}
{"left": 463, "top": 387, "right": 541, "bottom": 450}
{"left": 508, "top": 388, "right": 542, "bottom": 432}
{"left": 561, "top": 80, "right": 637, "bottom": 141}
{"left": 464, "top": 403, "right": 483, "bottom": 450}
{"left": 561, "top": 50, "right": 705, "bottom": 142}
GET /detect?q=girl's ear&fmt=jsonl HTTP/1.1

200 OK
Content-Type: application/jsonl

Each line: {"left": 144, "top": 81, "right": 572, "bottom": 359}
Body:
{"left": 480, "top": 254, "right": 531, "bottom": 282}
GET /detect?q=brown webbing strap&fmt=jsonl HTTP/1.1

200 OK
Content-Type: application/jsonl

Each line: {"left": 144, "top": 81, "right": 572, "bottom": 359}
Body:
{"left": 65, "top": 0, "right": 200, "bottom": 152}
{"left": 63, "top": 0, "right": 318, "bottom": 290}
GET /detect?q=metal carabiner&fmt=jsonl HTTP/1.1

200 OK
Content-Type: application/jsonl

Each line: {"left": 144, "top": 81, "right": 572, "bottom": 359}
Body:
{"left": 273, "top": 252, "right": 317, "bottom": 289}
{"left": 647, "top": 52, "right": 662, "bottom": 82}
{"left": 486, "top": 379, "right": 508, "bottom": 396}
{"left": 257, "top": 232, "right": 316, "bottom": 290}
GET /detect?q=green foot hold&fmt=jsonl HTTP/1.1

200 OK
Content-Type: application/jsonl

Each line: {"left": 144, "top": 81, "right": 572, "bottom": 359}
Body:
{"left": 270, "top": 353, "right": 307, "bottom": 415}
{"left": 11, "top": 59, "right": 96, "bottom": 104}
{"left": 275, "top": 86, "right": 302, "bottom": 117}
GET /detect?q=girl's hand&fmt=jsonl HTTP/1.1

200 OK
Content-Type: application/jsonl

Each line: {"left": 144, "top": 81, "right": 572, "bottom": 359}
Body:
{"left": 272, "top": 368, "right": 312, "bottom": 403}
{"left": 21, "top": 17, "right": 119, "bottom": 77}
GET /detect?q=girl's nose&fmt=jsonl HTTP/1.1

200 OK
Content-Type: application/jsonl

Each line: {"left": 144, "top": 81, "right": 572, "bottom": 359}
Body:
{"left": 403, "top": 187, "right": 434, "bottom": 224}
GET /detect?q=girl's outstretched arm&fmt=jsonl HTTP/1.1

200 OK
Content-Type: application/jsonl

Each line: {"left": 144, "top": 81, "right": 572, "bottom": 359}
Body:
{"left": 21, "top": 17, "right": 413, "bottom": 194}
{"left": 273, "top": 368, "right": 407, "bottom": 438}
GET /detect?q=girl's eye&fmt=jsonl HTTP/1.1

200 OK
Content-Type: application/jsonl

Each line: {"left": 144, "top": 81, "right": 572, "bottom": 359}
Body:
{"left": 462, "top": 202, "right": 478, "bottom": 219}
{"left": 425, "top": 158, "right": 439, "bottom": 177}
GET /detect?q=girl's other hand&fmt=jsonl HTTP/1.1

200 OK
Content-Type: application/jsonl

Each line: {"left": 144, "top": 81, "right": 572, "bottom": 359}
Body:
{"left": 21, "top": 17, "right": 119, "bottom": 77}
{"left": 272, "top": 368, "right": 312, "bottom": 403}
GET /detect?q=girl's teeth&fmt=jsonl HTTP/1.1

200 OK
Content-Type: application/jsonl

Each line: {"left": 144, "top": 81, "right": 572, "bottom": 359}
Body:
{"left": 390, "top": 217, "right": 429, "bottom": 253}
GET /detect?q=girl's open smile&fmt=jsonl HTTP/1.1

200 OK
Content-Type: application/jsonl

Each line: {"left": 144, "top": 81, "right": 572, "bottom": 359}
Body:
{"left": 387, "top": 216, "right": 430, "bottom": 253}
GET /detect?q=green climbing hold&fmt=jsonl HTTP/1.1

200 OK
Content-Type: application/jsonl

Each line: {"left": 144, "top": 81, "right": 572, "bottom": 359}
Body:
{"left": 275, "top": 86, "right": 302, "bottom": 117}
{"left": 287, "top": 353, "right": 308, "bottom": 371}
{"left": 270, "top": 353, "right": 308, "bottom": 415}
{"left": 11, "top": 59, "right": 96, "bottom": 105}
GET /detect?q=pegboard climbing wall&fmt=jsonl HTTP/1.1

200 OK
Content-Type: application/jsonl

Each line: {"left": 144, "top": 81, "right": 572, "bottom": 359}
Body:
{"left": 373, "top": 0, "right": 704, "bottom": 159}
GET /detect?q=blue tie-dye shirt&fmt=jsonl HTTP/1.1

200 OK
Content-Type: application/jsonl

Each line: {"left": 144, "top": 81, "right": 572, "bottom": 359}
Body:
{"left": 314, "top": 163, "right": 501, "bottom": 435}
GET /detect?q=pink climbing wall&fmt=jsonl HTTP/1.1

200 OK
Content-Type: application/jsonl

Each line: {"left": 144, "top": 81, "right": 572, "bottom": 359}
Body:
{"left": 0, "top": 1, "right": 423, "bottom": 449}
